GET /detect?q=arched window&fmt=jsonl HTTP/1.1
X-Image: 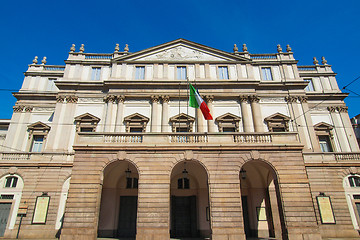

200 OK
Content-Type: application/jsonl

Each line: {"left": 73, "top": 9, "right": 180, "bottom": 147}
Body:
{"left": 178, "top": 178, "right": 190, "bottom": 189}
{"left": 4, "top": 176, "right": 18, "bottom": 188}
{"left": 349, "top": 176, "right": 360, "bottom": 187}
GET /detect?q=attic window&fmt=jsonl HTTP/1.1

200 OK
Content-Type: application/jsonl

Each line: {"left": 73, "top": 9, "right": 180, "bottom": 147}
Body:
{"left": 215, "top": 113, "right": 241, "bottom": 132}
{"left": 124, "top": 113, "right": 149, "bottom": 133}
{"left": 74, "top": 113, "right": 100, "bottom": 132}
{"left": 264, "top": 113, "right": 290, "bottom": 132}
{"left": 169, "top": 113, "right": 195, "bottom": 132}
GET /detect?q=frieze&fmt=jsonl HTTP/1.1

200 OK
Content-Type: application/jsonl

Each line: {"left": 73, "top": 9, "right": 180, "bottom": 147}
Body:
{"left": 33, "top": 107, "right": 55, "bottom": 112}
{"left": 78, "top": 98, "right": 105, "bottom": 103}
{"left": 260, "top": 97, "right": 284, "bottom": 103}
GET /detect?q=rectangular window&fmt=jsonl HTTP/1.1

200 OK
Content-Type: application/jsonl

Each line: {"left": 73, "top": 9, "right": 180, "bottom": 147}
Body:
{"left": 31, "top": 136, "right": 44, "bottom": 152}
{"left": 5, "top": 177, "right": 17, "bottom": 188}
{"left": 262, "top": 67, "right": 273, "bottom": 81}
{"left": 305, "top": 79, "right": 315, "bottom": 91}
{"left": 318, "top": 136, "right": 333, "bottom": 152}
{"left": 80, "top": 127, "right": 94, "bottom": 132}
{"left": 91, "top": 67, "right": 101, "bottom": 80}
{"left": 177, "top": 66, "right": 187, "bottom": 80}
{"left": 223, "top": 127, "right": 236, "bottom": 132}
{"left": 218, "top": 66, "right": 229, "bottom": 79}
{"left": 135, "top": 66, "right": 145, "bottom": 79}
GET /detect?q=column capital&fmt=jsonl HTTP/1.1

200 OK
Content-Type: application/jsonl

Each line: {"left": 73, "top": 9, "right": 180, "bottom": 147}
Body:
{"left": 239, "top": 95, "right": 249, "bottom": 102}
{"left": 151, "top": 95, "right": 160, "bottom": 103}
{"left": 24, "top": 106, "right": 33, "bottom": 112}
{"left": 249, "top": 95, "right": 260, "bottom": 103}
{"left": 285, "top": 96, "right": 298, "bottom": 103}
{"left": 205, "top": 95, "right": 214, "bottom": 103}
{"left": 298, "top": 96, "right": 308, "bottom": 103}
{"left": 161, "top": 95, "right": 170, "bottom": 103}
{"left": 13, "top": 105, "right": 24, "bottom": 113}
{"left": 117, "top": 95, "right": 125, "bottom": 103}
{"left": 56, "top": 95, "right": 65, "bottom": 103}
{"left": 66, "top": 95, "right": 78, "bottom": 103}
{"left": 337, "top": 106, "right": 348, "bottom": 113}
{"left": 104, "top": 95, "right": 116, "bottom": 103}
{"left": 327, "top": 106, "right": 337, "bottom": 113}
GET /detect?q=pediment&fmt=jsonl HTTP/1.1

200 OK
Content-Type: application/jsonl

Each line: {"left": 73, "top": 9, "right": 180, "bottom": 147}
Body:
{"left": 314, "top": 122, "right": 333, "bottom": 130}
{"left": 215, "top": 113, "right": 241, "bottom": 122}
{"left": 264, "top": 113, "right": 290, "bottom": 122}
{"left": 114, "top": 39, "right": 250, "bottom": 63}
{"left": 124, "top": 113, "right": 149, "bottom": 122}
{"left": 28, "top": 121, "right": 51, "bottom": 130}
{"left": 169, "top": 113, "right": 195, "bottom": 122}
{"left": 74, "top": 113, "right": 100, "bottom": 122}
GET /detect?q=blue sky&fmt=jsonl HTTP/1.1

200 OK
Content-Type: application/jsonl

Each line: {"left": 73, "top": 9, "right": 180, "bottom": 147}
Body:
{"left": 0, "top": 0, "right": 359, "bottom": 118}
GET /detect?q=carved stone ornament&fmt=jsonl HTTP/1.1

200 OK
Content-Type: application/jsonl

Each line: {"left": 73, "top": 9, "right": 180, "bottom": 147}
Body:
{"left": 25, "top": 106, "right": 33, "bottom": 112}
{"left": 239, "top": 95, "right": 249, "bottom": 102}
{"left": 32, "top": 56, "right": 38, "bottom": 64}
{"left": 285, "top": 96, "right": 298, "bottom": 103}
{"left": 41, "top": 56, "right": 47, "bottom": 65}
{"left": 13, "top": 105, "right": 24, "bottom": 113}
{"left": 79, "top": 44, "right": 85, "bottom": 53}
{"left": 118, "top": 95, "right": 125, "bottom": 103}
{"left": 70, "top": 44, "right": 75, "bottom": 53}
{"left": 337, "top": 106, "right": 348, "bottom": 113}
{"left": 66, "top": 96, "right": 78, "bottom": 103}
{"left": 321, "top": 56, "right": 328, "bottom": 65}
{"left": 277, "top": 44, "right": 282, "bottom": 53}
{"left": 298, "top": 96, "right": 308, "bottom": 103}
{"left": 233, "top": 44, "right": 238, "bottom": 53}
{"left": 327, "top": 106, "right": 337, "bottom": 113}
{"left": 286, "top": 44, "right": 292, "bottom": 52}
{"left": 205, "top": 95, "right": 214, "bottom": 103}
{"left": 242, "top": 44, "right": 248, "bottom": 52}
{"left": 151, "top": 95, "right": 160, "bottom": 103}
{"left": 162, "top": 95, "right": 170, "bottom": 103}
{"left": 114, "top": 43, "right": 120, "bottom": 53}
{"left": 103, "top": 95, "right": 117, "bottom": 103}
{"left": 124, "top": 44, "right": 129, "bottom": 52}
{"left": 249, "top": 95, "right": 260, "bottom": 103}
{"left": 313, "top": 57, "right": 319, "bottom": 65}
{"left": 56, "top": 95, "right": 65, "bottom": 103}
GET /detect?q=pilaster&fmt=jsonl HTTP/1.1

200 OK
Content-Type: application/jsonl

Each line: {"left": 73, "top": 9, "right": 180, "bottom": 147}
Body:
{"left": 161, "top": 96, "right": 169, "bottom": 132}
{"left": 249, "top": 95, "right": 263, "bottom": 132}
{"left": 205, "top": 96, "right": 215, "bottom": 132}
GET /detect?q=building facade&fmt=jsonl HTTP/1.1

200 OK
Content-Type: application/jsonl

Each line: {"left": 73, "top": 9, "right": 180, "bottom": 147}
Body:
{"left": 0, "top": 39, "right": 360, "bottom": 239}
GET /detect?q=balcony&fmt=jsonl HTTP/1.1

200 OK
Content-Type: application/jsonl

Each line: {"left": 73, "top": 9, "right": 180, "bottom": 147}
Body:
{"left": 75, "top": 132, "right": 300, "bottom": 150}
{"left": 0, "top": 152, "right": 74, "bottom": 163}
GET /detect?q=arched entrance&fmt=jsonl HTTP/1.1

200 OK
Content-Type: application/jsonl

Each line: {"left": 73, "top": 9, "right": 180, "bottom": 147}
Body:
{"left": 240, "top": 160, "right": 287, "bottom": 239}
{"left": 170, "top": 160, "right": 211, "bottom": 239}
{"left": 98, "top": 160, "right": 139, "bottom": 238}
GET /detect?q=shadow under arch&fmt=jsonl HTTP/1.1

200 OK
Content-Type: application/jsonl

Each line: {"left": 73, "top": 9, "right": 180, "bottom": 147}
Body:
{"left": 170, "top": 160, "right": 211, "bottom": 239}
{"left": 98, "top": 159, "right": 139, "bottom": 239}
{"left": 240, "top": 159, "right": 288, "bottom": 240}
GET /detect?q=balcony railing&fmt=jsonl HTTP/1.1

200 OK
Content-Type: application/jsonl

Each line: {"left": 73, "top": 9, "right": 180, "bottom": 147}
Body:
{"left": 298, "top": 66, "right": 316, "bottom": 71}
{"left": 0, "top": 152, "right": 74, "bottom": 161}
{"left": 250, "top": 54, "right": 277, "bottom": 60}
{"left": 335, "top": 153, "right": 360, "bottom": 161}
{"left": 77, "top": 132, "right": 299, "bottom": 146}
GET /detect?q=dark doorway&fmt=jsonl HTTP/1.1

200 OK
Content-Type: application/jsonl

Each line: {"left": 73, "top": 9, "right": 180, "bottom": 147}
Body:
{"left": 117, "top": 196, "right": 138, "bottom": 238}
{"left": 241, "top": 196, "right": 251, "bottom": 237}
{"left": 171, "top": 196, "right": 197, "bottom": 238}
{"left": 0, "top": 203, "right": 11, "bottom": 236}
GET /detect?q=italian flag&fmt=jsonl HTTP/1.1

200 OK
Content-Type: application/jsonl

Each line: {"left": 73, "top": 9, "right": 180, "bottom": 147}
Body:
{"left": 189, "top": 83, "right": 213, "bottom": 120}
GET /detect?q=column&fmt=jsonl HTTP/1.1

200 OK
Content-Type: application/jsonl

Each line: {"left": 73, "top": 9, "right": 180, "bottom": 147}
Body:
{"left": 206, "top": 96, "right": 215, "bottom": 132}
{"left": 151, "top": 95, "right": 160, "bottom": 132}
{"left": 300, "top": 98, "right": 321, "bottom": 151}
{"left": 239, "top": 95, "right": 253, "bottom": 132}
{"left": 161, "top": 96, "right": 169, "bottom": 132}
{"left": 197, "top": 108, "right": 205, "bottom": 132}
{"left": 104, "top": 95, "right": 116, "bottom": 132}
{"left": 338, "top": 106, "right": 360, "bottom": 151}
{"left": 115, "top": 95, "right": 125, "bottom": 132}
{"left": 249, "top": 95, "right": 263, "bottom": 132}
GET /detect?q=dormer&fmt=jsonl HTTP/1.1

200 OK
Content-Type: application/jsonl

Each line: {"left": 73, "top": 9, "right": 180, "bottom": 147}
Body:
{"left": 264, "top": 113, "right": 290, "bottom": 132}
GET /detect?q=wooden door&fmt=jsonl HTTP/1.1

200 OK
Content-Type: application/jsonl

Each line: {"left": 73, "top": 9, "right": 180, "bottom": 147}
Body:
{"left": 171, "top": 196, "right": 197, "bottom": 237}
{"left": 117, "top": 196, "right": 137, "bottom": 237}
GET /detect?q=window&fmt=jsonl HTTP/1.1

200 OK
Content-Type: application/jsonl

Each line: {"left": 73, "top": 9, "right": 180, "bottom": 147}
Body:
{"left": 126, "top": 178, "right": 138, "bottom": 189}
{"left": 4, "top": 176, "right": 18, "bottom": 188}
{"left": 74, "top": 113, "right": 100, "bottom": 132}
{"left": 264, "top": 113, "right": 290, "bottom": 132}
{"left": 215, "top": 113, "right": 241, "bottom": 132}
{"left": 218, "top": 66, "right": 229, "bottom": 79}
{"left": 31, "top": 136, "right": 44, "bottom": 152}
{"left": 305, "top": 79, "right": 315, "bottom": 91}
{"left": 178, "top": 178, "right": 190, "bottom": 189}
{"left": 91, "top": 67, "right": 101, "bottom": 80}
{"left": 262, "top": 67, "right": 273, "bottom": 81}
{"left": 314, "top": 122, "right": 334, "bottom": 152}
{"left": 177, "top": 66, "right": 187, "bottom": 80}
{"left": 135, "top": 66, "right": 145, "bottom": 79}
{"left": 124, "top": 113, "right": 149, "bottom": 133}
{"left": 169, "top": 113, "right": 195, "bottom": 132}
{"left": 349, "top": 176, "right": 360, "bottom": 187}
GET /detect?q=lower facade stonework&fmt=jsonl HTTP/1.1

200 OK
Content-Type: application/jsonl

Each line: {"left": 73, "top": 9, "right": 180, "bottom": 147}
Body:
{"left": 1, "top": 149, "right": 360, "bottom": 239}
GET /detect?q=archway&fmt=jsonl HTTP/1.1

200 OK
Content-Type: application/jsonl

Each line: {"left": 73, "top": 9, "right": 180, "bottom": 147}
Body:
{"left": 240, "top": 160, "right": 286, "bottom": 239}
{"left": 98, "top": 160, "right": 139, "bottom": 238}
{"left": 170, "top": 160, "right": 211, "bottom": 238}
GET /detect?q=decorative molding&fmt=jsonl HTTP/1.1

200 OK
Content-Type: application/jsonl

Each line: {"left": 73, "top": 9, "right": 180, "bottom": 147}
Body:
{"left": 327, "top": 106, "right": 337, "bottom": 113}
{"left": 56, "top": 95, "right": 65, "bottom": 103}
{"left": 78, "top": 98, "right": 104, "bottom": 103}
{"left": 249, "top": 95, "right": 260, "bottom": 103}
{"left": 66, "top": 96, "right": 78, "bottom": 103}
{"left": 298, "top": 96, "right": 308, "bottom": 103}
{"left": 337, "top": 106, "right": 348, "bottom": 113}
{"left": 24, "top": 106, "right": 33, "bottom": 112}
{"left": 33, "top": 107, "right": 55, "bottom": 112}
{"left": 13, "top": 105, "right": 24, "bottom": 113}
{"left": 162, "top": 95, "right": 170, "bottom": 103}
{"left": 205, "top": 95, "right": 214, "bottom": 103}
{"left": 117, "top": 95, "right": 125, "bottom": 103}
{"left": 285, "top": 96, "right": 298, "bottom": 103}
{"left": 151, "top": 95, "right": 160, "bottom": 103}
{"left": 239, "top": 95, "right": 248, "bottom": 102}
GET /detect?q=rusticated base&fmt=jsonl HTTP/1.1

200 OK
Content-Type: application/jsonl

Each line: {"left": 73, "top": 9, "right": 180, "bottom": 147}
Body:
{"left": 211, "top": 227, "right": 246, "bottom": 240}
{"left": 136, "top": 227, "right": 169, "bottom": 240}
{"left": 60, "top": 228, "right": 97, "bottom": 240}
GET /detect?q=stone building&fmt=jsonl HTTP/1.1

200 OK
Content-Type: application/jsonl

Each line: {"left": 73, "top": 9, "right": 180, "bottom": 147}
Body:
{"left": 0, "top": 39, "right": 359, "bottom": 240}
